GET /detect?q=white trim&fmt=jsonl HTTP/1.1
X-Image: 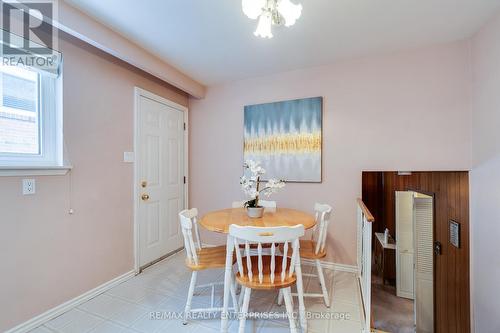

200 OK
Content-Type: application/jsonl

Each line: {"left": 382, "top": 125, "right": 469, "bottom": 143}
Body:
{"left": 0, "top": 68, "right": 63, "bottom": 168}
{"left": 133, "top": 87, "right": 189, "bottom": 273}
{"left": 0, "top": 166, "right": 72, "bottom": 177}
{"left": 5, "top": 270, "right": 135, "bottom": 333}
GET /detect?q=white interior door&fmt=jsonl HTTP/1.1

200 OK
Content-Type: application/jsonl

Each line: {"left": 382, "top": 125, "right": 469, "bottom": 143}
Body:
{"left": 136, "top": 90, "right": 185, "bottom": 268}
{"left": 414, "top": 196, "right": 434, "bottom": 333}
{"left": 396, "top": 191, "right": 415, "bottom": 299}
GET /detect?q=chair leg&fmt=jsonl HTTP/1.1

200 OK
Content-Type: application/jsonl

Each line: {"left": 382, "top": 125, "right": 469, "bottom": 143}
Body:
{"left": 282, "top": 287, "right": 298, "bottom": 333}
{"left": 315, "top": 259, "right": 330, "bottom": 307}
{"left": 230, "top": 277, "right": 239, "bottom": 312}
{"left": 239, "top": 286, "right": 246, "bottom": 307}
{"left": 295, "top": 257, "right": 307, "bottom": 332}
{"left": 183, "top": 271, "right": 197, "bottom": 325}
{"left": 277, "top": 289, "right": 283, "bottom": 305}
{"left": 239, "top": 287, "right": 252, "bottom": 333}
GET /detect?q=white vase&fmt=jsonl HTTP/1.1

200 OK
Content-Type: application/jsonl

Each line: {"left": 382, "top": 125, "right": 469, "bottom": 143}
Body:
{"left": 247, "top": 207, "right": 264, "bottom": 218}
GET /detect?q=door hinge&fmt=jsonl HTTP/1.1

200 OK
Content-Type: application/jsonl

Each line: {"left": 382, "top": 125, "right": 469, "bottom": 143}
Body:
{"left": 183, "top": 176, "right": 186, "bottom": 184}
{"left": 183, "top": 122, "right": 186, "bottom": 130}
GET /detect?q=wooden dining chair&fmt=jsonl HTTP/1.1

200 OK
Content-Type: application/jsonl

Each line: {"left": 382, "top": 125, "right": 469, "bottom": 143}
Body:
{"left": 179, "top": 209, "right": 238, "bottom": 324}
{"left": 228, "top": 224, "right": 305, "bottom": 333}
{"left": 232, "top": 200, "right": 277, "bottom": 208}
{"left": 278, "top": 203, "right": 333, "bottom": 307}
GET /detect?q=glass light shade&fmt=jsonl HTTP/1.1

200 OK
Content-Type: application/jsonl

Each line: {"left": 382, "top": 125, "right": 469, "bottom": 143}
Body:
{"left": 254, "top": 11, "right": 273, "bottom": 38}
{"left": 277, "top": 0, "right": 302, "bottom": 27}
{"left": 242, "top": 0, "right": 265, "bottom": 20}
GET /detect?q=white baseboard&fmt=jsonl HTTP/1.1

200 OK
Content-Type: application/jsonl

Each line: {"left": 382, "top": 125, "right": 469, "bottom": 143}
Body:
{"left": 6, "top": 270, "right": 136, "bottom": 333}
{"left": 302, "top": 258, "right": 358, "bottom": 274}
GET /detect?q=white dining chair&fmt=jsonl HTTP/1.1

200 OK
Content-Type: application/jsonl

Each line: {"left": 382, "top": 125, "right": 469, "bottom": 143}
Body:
{"left": 232, "top": 200, "right": 276, "bottom": 208}
{"left": 232, "top": 201, "right": 245, "bottom": 208}
{"left": 278, "top": 203, "right": 333, "bottom": 307}
{"left": 179, "top": 209, "right": 238, "bottom": 324}
{"left": 259, "top": 200, "right": 277, "bottom": 208}
{"left": 228, "top": 224, "right": 305, "bottom": 333}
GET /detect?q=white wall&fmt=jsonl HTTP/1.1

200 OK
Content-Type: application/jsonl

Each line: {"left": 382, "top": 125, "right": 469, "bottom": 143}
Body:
{"left": 470, "top": 11, "right": 500, "bottom": 333}
{"left": 189, "top": 40, "right": 472, "bottom": 265}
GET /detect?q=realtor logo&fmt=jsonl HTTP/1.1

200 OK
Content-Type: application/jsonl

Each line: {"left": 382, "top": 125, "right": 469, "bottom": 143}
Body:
{"left": 1, "top": 0, "right": 59, "bottom": 74}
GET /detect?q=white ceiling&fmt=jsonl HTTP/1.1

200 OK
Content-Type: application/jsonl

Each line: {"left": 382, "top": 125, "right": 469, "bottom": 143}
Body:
{"left": 65, "top": 0, "right": 500, "bottom": 85}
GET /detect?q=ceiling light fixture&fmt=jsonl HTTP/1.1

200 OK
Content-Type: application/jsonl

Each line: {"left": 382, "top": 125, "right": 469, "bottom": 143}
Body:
{"left": 242, "top": 0, "right": 303, "bottom": 39}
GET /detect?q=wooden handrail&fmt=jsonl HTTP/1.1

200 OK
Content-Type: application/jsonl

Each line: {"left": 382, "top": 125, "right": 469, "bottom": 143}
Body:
{"left": 357, "top": 198, "right": 375, "bottom": 222}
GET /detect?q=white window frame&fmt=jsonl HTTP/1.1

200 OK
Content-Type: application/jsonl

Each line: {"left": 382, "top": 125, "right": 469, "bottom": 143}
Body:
{"left": 0, "top": 67, "right": 69, "bottom": 175}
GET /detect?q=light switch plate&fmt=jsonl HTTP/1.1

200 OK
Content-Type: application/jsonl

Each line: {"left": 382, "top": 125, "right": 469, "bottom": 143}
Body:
{"left": 22, "top": 179, "right": 36, "bottom": 195}
{"left": 123, "top": 152, "right": 135, "bottom": 163}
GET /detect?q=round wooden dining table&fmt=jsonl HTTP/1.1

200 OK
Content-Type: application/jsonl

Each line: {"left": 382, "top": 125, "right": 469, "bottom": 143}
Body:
{"left": 200, "top": 207, "right": 315, "bottom": 333}
{"left": 199, "top": 207, "right": 316, "bottom": 233}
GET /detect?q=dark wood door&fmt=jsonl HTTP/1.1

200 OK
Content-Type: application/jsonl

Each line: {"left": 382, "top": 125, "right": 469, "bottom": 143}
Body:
{"left": 362, "top": 171, "right": 470, "bottom": 333}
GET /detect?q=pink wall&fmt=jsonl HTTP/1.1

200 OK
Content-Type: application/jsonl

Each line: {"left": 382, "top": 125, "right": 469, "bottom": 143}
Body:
{"left": 470, "top": 11, "right": 500, "bottom": 333}
{"left": 0, "top": 34, "right": 188, "bottom": 331}
{"left": 189, "top": 41, "right": 472, "bottom": 265}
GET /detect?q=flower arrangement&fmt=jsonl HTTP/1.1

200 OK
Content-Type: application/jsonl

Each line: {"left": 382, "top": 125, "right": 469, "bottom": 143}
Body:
{"left": 240, "top": 160, "right": 286, "bottom": 209}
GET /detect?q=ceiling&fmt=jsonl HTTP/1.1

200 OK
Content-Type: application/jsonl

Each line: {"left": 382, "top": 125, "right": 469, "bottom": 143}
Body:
{"left": 64, "top": 0, "right": 500, "bottom": 86}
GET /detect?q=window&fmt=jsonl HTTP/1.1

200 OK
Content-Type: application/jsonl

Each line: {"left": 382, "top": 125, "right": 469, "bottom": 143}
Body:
{"left": 0, "top": 65, "right": 62, "bottom": 167}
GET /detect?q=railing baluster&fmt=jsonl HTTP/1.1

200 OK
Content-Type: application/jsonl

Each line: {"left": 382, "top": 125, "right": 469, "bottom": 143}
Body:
{"left": 357, "top": 199, "right": 374, "bottom": 333}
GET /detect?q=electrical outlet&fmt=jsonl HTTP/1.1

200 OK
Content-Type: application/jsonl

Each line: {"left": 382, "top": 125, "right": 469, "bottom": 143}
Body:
{"left": 22, "top": 179, "right": 36, "bottom": 195}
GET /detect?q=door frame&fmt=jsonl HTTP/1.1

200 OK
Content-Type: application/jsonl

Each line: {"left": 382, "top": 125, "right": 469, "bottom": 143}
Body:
{"left": 133, "top": 87, "right": 189, "bottom": 274}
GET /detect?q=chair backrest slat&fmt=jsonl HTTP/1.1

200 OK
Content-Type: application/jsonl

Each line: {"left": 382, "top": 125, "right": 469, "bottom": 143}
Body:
{"left": 192, "top": 216, "right": 202, "bottom": 251}
{"left": 234, "top": 238, "right": 244, "bottom": 274}
{"left": 312, "top": 203, "right": 333, "bottom": 255}
{"left": 270, "top": 243, "right": 276, "bottom": 283}
{"left": 257, "top": 243, "right": 263, "bottom": 283}
{"left": 289, "top": 239, "right": 300, "bottom": 277}
{"left": 281, "top": 241, "right": 288, "bottom": 282}
{"left": 245, "top": 241, "right": 253, "bottom": 280}
{"left": 179, "top": 208, "right": 201, "bottom": 265}
{"left": 229, "top": 225, "right": 304, "bottom": 286}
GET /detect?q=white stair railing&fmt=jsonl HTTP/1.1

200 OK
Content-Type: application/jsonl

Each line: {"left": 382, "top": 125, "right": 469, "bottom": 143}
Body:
{"left": 357, "top": 199, "right": 374, "bottom": 333}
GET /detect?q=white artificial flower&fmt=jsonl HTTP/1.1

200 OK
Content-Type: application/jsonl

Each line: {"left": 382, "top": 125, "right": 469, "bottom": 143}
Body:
{"left": 246, "top": 188, "right": 258, "bottom": 199}
{"left": 241, "top": 160, "right": 284, "bottom": 200}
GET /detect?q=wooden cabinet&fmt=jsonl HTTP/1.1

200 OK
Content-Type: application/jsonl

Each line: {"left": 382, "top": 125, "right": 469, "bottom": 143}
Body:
{"left": 374, "top": 232, "right": 396, "bottom": 285}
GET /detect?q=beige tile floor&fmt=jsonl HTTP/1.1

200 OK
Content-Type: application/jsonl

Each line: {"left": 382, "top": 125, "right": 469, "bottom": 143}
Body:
{"left": 30, "top": 251, "right": 363, "bottom": 333}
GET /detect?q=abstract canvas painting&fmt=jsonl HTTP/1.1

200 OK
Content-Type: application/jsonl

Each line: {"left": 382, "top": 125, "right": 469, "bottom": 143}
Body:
{"left": 244, "top": 97, "right": 322, "bottom": 182}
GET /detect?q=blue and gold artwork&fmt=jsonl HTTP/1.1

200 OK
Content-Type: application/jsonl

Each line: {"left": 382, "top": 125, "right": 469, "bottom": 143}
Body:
{"left": 244, "top": 97, "right": 322, "bottom": 182}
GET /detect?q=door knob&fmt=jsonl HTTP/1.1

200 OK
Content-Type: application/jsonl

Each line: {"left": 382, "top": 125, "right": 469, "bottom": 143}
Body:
{"left": 141, "top": 194, "right": 150, "bottom": 201}
{"left": 434, "top": 241, "right": 442, "bottom": 255}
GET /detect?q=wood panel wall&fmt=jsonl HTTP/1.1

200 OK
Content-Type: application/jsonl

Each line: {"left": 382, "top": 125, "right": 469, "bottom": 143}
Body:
{"left": 361, "top": 172, "right": 384, "bottom": 234}
{"left": 362, "top": 171, "right": 470, "bottom": 333}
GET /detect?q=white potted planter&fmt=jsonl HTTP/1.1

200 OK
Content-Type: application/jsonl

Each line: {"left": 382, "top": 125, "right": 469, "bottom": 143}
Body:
{"left": 240, "top": 160, "right": 285, "bottom": 219}
{"left": 247, "top": 206, "right": 264, "bottom": 218}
